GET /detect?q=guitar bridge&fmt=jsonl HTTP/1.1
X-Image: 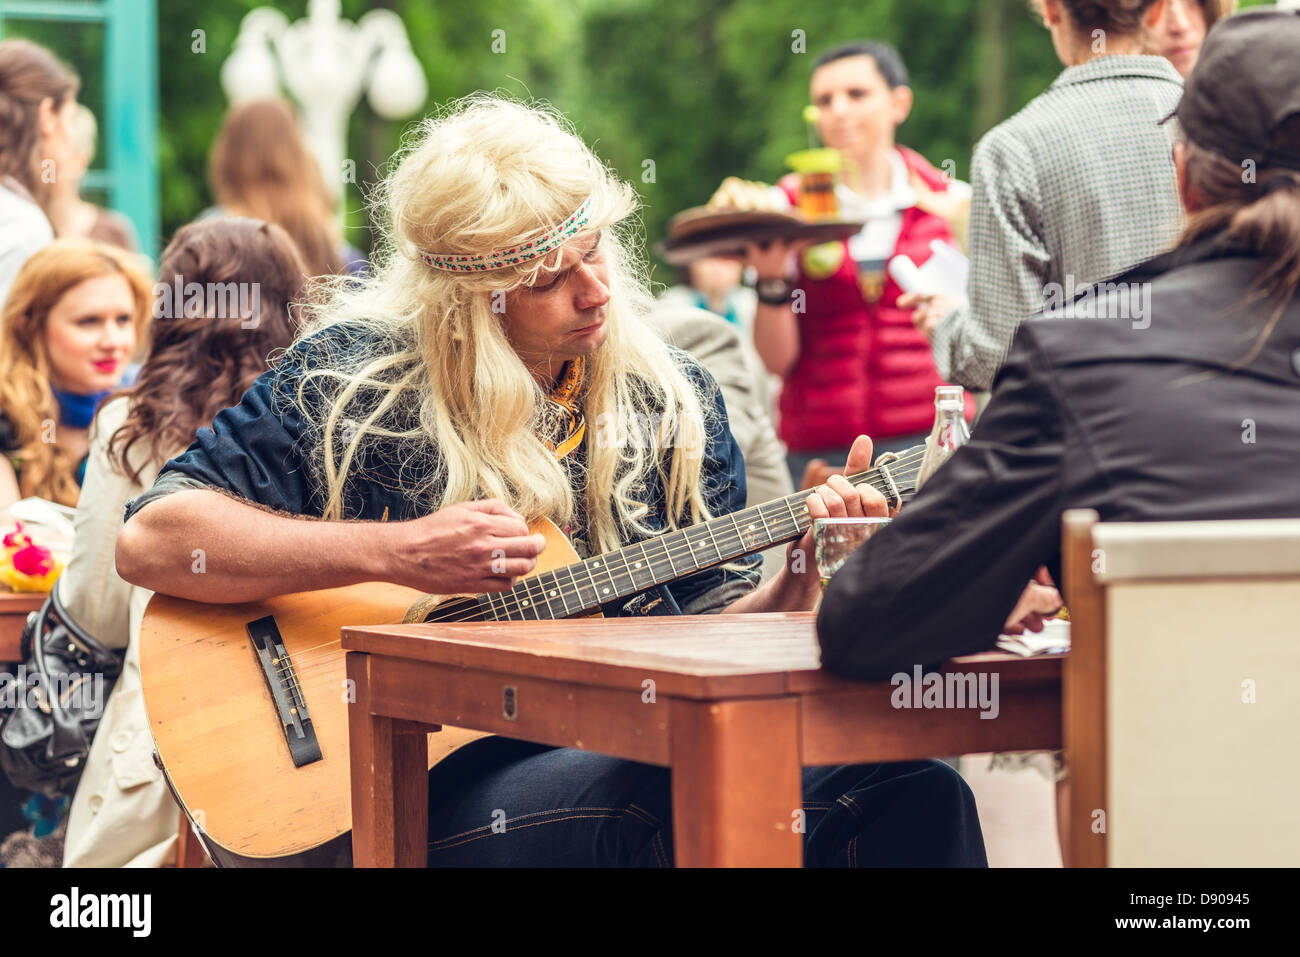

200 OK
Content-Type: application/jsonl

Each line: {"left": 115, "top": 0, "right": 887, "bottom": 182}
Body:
{"left": 246, "top": 615, "right": 322, "bottom": 767}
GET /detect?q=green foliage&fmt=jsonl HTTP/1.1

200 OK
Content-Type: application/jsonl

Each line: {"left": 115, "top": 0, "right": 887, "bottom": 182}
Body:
{"left": 31, "top": 0, "right": 1279, "bottom": 266}
{"left": 154, "top": 0, "right": 1065, "bottom": 265}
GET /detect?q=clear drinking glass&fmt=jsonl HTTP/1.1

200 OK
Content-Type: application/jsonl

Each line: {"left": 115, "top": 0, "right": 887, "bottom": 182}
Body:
{"left": 814, "top": 517, "right": 891, "bottom": 590}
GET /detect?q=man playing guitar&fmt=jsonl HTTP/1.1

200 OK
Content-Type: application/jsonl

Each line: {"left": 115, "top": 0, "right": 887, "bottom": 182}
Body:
{"left": 116, "top": 97, "right": 986, "bottom": 866}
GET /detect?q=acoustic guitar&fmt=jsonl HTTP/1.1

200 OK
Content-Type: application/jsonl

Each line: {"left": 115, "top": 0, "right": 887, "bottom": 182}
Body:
{"left": 139, "top": 447, "right": 923, "bottom": 866}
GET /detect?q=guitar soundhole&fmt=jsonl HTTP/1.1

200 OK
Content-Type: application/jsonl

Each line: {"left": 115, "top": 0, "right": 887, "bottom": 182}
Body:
{"left": 415, "top": 596, "right": 485, "bottom": 624}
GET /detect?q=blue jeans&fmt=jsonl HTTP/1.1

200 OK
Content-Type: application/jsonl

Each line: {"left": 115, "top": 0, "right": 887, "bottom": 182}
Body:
{"left": 426, "top": 738, "right": 987, "bottom": 867}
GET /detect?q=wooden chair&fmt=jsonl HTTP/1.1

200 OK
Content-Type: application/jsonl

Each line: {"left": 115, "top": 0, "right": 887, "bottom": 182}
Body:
{"left": 174, "top": 808, "right": 208, "bottom": 867}
{"left": 1060, "top": 509, "right": 1300, "bottom": 866}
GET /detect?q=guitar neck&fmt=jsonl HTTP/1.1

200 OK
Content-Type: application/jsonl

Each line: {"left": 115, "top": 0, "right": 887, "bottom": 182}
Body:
{"left": 474, "top": 445, "right": 925, "bottom": 622}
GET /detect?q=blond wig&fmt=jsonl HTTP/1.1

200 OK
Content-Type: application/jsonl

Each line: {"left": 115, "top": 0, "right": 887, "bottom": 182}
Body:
{"left": 290, "top": 96, "right": 718, "bottom": 554}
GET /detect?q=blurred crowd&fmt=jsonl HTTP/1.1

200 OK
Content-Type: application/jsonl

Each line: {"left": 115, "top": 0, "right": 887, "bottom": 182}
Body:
{"left": 3, "top": 0, "right": 1298, "bottom": 869}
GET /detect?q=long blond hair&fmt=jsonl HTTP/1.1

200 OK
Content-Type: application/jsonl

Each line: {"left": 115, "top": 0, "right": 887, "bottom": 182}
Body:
{"left": 0, "top": 239, "right": 152, "bottom": 505}
{"left": 289, "top": 96, "right": 716, "bottom": 553}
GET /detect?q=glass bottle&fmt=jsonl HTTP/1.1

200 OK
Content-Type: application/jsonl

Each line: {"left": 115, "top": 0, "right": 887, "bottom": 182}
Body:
{"left": 915, "top": 386, "right": 970, "bottom": 490}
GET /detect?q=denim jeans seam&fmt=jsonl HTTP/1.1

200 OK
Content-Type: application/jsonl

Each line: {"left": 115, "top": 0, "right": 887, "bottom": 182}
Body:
{"left": 625, "top": 802, "right": 662, "bottom": 829}
{"left": 836, "top": 794, "right": 864, "bottom": 818}
{"left": 652, "top": 831, "right": 668, "bottom": 868}
{"left": 428, "top": 811, "right": 624, "bottom": 851}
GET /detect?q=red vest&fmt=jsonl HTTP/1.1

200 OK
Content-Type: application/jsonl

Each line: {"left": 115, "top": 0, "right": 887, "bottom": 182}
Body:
{"left": 776, "top": 147, "right": 965, "bottom": 450}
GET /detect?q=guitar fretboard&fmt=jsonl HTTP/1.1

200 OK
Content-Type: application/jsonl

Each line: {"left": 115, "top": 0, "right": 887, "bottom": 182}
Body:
{"left": 436, "top": 446, "right": 925, "bottom": 623}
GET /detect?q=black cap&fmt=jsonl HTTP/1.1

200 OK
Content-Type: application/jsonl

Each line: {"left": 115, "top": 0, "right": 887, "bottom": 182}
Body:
{"left": 1166, "top": 7, "right": 1300, "bottom": 172}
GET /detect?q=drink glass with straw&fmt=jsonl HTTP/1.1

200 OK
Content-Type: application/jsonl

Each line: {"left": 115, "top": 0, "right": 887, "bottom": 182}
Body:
{"left": 785, "top": 147, "right": 843, "bottom": 221}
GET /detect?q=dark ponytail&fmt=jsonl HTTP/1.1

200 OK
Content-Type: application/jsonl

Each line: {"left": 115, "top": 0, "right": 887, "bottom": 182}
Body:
{"left": 1180, "top": 118, "right": 1300, "bottom": 367}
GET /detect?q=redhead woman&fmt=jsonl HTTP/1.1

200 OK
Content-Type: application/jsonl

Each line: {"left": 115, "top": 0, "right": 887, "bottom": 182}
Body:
{"left": 0, "top": 239, "right": 151, "bottom": 510}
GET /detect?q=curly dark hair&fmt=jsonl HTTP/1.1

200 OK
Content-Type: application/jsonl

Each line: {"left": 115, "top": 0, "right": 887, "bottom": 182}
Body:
{"left": 106, "top": 218, "right": 307, "bottom": 484}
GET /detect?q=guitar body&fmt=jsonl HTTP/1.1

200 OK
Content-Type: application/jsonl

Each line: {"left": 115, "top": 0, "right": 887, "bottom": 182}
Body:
{"left": 139, "top": 517, "right": 585, "bottom": 866}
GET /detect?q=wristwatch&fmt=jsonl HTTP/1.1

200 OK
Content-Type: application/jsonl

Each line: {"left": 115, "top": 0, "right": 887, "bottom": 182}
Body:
{"left": 755, "top": 277, "right": 795, "bottom": 305}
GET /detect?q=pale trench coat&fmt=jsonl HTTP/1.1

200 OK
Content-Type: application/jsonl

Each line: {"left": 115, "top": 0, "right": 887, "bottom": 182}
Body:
{"left": 59, "top": 396, "right": 178, "bottom": 867}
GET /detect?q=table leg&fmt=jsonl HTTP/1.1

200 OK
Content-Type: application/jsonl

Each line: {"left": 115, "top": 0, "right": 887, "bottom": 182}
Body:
{"left": 347, "top": 653, "right": 430, "bottom": 867}
{"left": 670, "top": 697, "right": 802, "bottom": 867}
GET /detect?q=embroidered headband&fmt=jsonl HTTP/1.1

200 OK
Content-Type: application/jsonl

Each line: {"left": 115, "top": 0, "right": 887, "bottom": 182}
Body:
{"left": 419, "top": 198, "right": 593, "bottom": 273}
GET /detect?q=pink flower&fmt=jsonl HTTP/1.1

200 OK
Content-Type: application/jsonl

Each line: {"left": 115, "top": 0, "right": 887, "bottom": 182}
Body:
{"left": 12, "top": 543, "right": 54, "bottom": 577}
{"left": 3, "top": 521, "right": 33, "bottom": 550}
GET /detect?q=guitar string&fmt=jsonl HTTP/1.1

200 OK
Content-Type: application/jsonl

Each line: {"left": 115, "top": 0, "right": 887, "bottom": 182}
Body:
{"left": 421, "top": 453, "right": 926, "bottom": 625}
{"left": 276, "top": 451, "right": 926, "bottom": 671}
{"left": 284, "top": 465, "right": 926, "bottom": 673}
{"left": 425, "top": 452, "right": 925, "bottom": 622}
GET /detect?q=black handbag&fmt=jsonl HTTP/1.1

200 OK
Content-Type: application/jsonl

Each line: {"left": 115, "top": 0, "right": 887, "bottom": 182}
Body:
{"left": 0, "top": 585, "right": 124, "bottom": 796}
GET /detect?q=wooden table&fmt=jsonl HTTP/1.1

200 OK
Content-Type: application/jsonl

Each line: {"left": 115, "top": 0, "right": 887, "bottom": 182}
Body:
{"left": 342, "top": 611, "right": 1062, "bottom": 867}
{"left": 0, "top": 590, "right": 44, "bottom": 662}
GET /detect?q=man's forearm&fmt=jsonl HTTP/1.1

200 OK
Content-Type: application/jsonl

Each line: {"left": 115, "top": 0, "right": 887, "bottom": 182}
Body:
{"left": 751, "top": 301, "right": 800, "bottom": 378}
{"left": 931, "top": 301, "right": 996, "bottom": 392}
{"left": 722, "top": 564, "right": 818, "bottom": 614}
{"left": 115, "top": 488, "right": 391, "bottom": 602}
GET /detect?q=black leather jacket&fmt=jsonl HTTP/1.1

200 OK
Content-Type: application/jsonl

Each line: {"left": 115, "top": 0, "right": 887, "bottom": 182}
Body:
{"left": 818, "top": 232, "right": 1300, "bottom": 680}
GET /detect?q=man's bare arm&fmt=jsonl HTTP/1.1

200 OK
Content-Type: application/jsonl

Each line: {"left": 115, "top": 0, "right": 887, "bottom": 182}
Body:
{"left": 115, "top": 488, "right": 546, "bottom": 603}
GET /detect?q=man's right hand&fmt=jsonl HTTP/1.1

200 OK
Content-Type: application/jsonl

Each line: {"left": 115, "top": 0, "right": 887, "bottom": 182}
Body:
{"left": 1001, "top": 567, "right": 1063, "bottom": 636}
{"left": 741, "top": 238, "right": 811, "bottom": 282}
{"left": 380, "top": 499, "right": 548, "bottom": 595}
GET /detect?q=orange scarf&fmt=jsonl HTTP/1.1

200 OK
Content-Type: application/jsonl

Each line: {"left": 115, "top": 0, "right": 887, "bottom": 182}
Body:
{"left": 543, "top": 356, "right": 587, "bottom": 460}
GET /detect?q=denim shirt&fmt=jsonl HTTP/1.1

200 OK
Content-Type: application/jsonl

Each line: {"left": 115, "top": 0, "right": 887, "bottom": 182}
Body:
{"left": 123, "top": 322, "right": 762, "bottom": 617}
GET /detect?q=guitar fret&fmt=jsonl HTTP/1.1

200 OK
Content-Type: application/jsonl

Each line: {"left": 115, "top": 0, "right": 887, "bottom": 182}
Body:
{"left": 633, "top": 541, "right": 657, "bottom": 590}
{"left": 605, "top": 553, "right": 629, "bottom": 599}
{"left": 537, "top": 572, "right": 569, "bottom": 618}
{"left": 485, "top": 589, "right": 509, "bottom": 621}
{"left": 660, "top": 536, "right": 679, "bottom": 577}
{"left": 616, "top": 553, "right": 642, "bottom": 590}
{"left": 729, "top": 513, "right": 752, "bottom": 553}
{"left": 592, "top": 556, "right": 616, "bottom": 600}
{"left": 702, "top": 520, "right": 725, "bottom": 563}
{"left": 506, "top": 451, "right": 928, "bottom": 621}
{"left": 681, "top": 528, "right": 699, "bottom": 565}
{"left": 581, "top": 560, "right": 603, "bottom": 608}
{"left": 563, "top": 564, "right": 594, "bottom": 612}
{"left": 784, "top": 497, "right": 803, "bottom": 535}
{"left": 617, "top": 542, "right": 651, "bottom": 591}
{"left": 556, "top": 572, "right": 573, "bottom": 616}
{"left": 514, "top": 580, "right": 539, "bottom": 620}
{"left": 754, "top": 503, "right": 774, "bottom": 544}
{"left": 530, "top": 576, "right": 555, "bottom": 619}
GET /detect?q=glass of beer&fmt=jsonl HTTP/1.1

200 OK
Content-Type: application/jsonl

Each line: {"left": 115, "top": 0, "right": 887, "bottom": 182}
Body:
{"left": 785, "top": 148, "right": 843, "bottom": 221}
{"left": 814, "top": 517, "right": 891, "bottom": 590}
